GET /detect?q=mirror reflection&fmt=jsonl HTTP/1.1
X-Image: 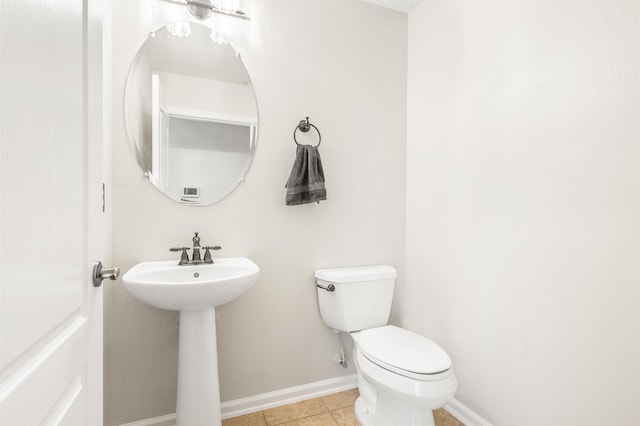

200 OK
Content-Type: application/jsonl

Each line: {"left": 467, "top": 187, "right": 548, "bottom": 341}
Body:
{"left": 125, "top": 21, "right": 258, "bottom": 205}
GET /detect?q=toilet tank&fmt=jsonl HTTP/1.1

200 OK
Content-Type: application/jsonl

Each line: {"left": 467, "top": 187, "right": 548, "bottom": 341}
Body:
{"left": 315, "top": 265, "right": 397, "bottom": 332}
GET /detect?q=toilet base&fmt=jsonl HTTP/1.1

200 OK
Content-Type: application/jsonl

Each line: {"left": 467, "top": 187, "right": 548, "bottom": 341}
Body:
{"left": 355, "top": 397, "right": 374, "bottom": 426}
{"left": 355, "top": 394, "right": 435, "bottom": 426}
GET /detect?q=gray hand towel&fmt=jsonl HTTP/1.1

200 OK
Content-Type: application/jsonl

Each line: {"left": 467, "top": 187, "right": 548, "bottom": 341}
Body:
{"left": 285, "top": 144, "right": 327, "bottom": 205}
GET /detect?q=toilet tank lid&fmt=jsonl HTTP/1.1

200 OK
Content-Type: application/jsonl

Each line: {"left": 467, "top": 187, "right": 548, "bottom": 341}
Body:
{"left": 315, "top": 265, "right": 397, "bottom": 283}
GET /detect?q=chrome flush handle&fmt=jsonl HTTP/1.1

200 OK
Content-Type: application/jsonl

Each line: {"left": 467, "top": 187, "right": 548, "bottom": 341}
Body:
{"left": 317, "top": 282, "right": 335, "bottom": 292}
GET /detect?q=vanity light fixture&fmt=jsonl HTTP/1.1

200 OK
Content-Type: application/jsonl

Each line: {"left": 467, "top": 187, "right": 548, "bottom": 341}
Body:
{"left": 166, "top": 21, "right": 192, "bottom": 37}
{"left": 210, "top": 30, "right": 227, "bottom": 45}
{"left": 178, "top": 0, "right": 248, "bottom": 20}
{"left": 160, "top": 0, "right": 248, "bottom": 19}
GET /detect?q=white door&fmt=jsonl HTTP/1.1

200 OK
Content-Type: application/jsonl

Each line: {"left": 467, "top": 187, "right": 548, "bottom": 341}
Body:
{"left": 0, "top": 0, "right": 106, "bottom": 425}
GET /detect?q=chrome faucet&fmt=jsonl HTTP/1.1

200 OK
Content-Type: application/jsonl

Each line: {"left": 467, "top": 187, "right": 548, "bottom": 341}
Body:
{"left": 169, "top": 247, "right": 191, "bottom": 265}
{"left": 170, "top": 232, "right": 222, "bottom": 265}
{"left": 191, "top": 232, "right": 202, "bottom": 264}
{"left": 203, "top": 246, "right": 222, "bottom": 263}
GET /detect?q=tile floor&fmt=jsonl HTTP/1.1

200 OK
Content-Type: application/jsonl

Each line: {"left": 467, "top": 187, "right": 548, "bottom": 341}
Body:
{"left": 221, "top": 389, "right": 464, "bottom": 426}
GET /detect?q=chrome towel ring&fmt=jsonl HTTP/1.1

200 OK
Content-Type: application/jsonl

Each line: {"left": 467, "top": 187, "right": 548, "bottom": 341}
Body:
{"left": 293, "top": 116, "right": 321, "bottom": 147}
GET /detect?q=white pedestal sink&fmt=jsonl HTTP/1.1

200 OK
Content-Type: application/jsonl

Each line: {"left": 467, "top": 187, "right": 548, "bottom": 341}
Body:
{"left": 122, "top": 258, "right": 259, "bottom": 426}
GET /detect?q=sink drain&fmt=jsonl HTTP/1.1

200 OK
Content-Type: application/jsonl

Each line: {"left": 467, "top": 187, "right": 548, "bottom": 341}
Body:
{"left": 193, "top": 272, "right": 200, "bottom": 278}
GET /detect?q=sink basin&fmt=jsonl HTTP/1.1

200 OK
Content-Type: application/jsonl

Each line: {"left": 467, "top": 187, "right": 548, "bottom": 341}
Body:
{"left": 122, "top": 256, "right": 259, "bottom": 425}
{"left": 122, "top": 257, "right": 259, "bottom": 311}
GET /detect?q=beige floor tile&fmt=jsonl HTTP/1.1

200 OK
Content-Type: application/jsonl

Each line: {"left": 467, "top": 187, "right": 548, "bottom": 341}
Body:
{"left": 222, "top": 411, "right": 267, "bottom": 426}
{"left": 263, "top": 398, "right": 328, "bottom": 425}
{"left": 330, "top": 406, "right": 359, "bottom": 426}
{"left": 223, "top": 392, "right": 463, "bottom": 426}
{"left": 280, "top": 412, "right": 338, "bottom": 426}
{"left": 321, "top": 389, "right": 359, "bottom": 411}
{"left": 434, "top": 408, "right": 465, "bottom": 426}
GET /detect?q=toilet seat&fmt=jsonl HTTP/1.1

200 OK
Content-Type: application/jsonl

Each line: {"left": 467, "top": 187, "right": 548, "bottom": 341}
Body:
{"left": 357, "top": 326, "right": 451, "bottom": 380}
{"left": 356, "top": 349, "right": 457, "bottom": 412}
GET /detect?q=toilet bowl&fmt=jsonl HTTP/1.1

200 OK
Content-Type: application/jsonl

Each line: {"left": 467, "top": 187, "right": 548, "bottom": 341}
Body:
{"left": 352, "top": 326, "right": 457, "bottom": 426}
{"left": 315, "top": 265, "right": 457, "bottom": 426}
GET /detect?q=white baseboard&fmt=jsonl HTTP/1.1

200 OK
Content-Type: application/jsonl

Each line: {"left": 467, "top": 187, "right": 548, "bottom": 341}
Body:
{"left": 116, "top": 376, "right": 493, "bottom": 426}
{"left": 115, "top": 413, "right": 175, "bottom": 426}
{"left": 445, "top": 398, "right": 493, "bottom": 426}
{"left": 221, "top": 374, "right": 358, "bottom": 419}
{"left": 115, "top": 374, "right": 358, "bottom": 426}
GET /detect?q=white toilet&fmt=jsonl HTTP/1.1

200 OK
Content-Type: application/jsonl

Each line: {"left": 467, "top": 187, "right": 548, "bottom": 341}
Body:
{"left": 315, "top": 265, "right": 457, "bottom": 426}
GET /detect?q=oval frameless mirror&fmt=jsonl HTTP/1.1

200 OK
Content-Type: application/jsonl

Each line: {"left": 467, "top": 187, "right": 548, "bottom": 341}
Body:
{"left": 124, "top": 21, "right": 258, "bottom": 206}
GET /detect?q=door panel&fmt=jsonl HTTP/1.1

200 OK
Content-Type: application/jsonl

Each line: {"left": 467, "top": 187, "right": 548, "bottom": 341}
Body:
{"left": 0, "top": 0, "right": 104, "bottom": 424}
{"left": 44, "top": 372, "right": 86, "bottom": 426}
{"left": 1, "top": 317, "right": 87, "bottom": 423}
{"left": 0, "top": 0, "right": 84, "bottom": 370}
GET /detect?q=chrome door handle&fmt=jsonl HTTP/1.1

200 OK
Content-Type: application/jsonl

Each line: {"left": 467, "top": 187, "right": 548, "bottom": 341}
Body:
{"left": 93, "top": 261, "right": 120, "bottom": 287}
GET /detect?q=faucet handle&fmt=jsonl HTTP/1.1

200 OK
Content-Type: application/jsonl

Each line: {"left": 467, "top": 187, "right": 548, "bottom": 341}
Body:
{"left": 170, "top": 247, "right": 191, "bottom": 265}
{"left": 202, "top": 246, "right": 221, "bottom": 264}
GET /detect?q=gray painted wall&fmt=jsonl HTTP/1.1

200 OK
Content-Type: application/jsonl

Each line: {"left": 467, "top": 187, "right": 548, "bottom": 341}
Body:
{"left": 406, "top": 1, "right": 640, "bottom": 425}
{"left": 107, "top": 1, "right": 407, "bottom": 424}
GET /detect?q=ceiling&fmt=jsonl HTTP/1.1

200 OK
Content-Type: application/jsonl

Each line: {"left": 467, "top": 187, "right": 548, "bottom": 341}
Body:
{"left": 362, "top": 0, "right": 422, "bottom": 13}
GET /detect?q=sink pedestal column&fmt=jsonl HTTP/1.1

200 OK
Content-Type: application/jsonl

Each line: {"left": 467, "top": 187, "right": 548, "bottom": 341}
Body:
{"left": 176, "top": 307, "right": 221, "bottom": 426}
